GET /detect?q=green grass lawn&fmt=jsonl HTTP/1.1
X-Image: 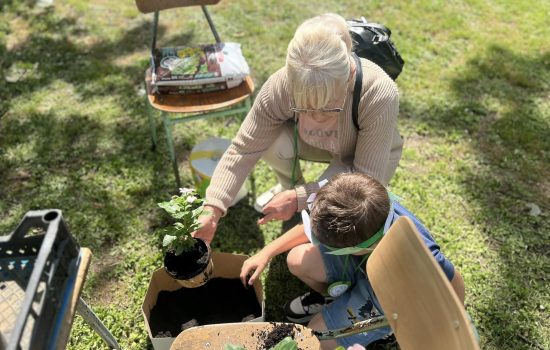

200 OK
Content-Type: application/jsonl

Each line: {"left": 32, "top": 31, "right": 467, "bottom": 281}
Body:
{"left": 1, "top": 0, "right": 549, "bottom": 349}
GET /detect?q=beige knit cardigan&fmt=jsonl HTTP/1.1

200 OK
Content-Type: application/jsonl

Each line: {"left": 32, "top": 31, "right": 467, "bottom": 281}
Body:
{"left": 205, "top": 58, "right": 403, "bottom": 214}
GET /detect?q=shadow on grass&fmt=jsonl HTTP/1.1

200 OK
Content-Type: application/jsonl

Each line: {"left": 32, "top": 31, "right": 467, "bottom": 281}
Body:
{"left": 0, "top": 0, "right": 36, "bottom": 12}
{"left": 0, "top": 10, "right": 190, "bottom": 247}
{"left": 402, "top": 45, "right": 549, "bottom": 349}
{"left": 0, "top": 108, "right": 163, "bottom": 247}
{"left": 0, "top": 6, "right": 264, "bottom": 349}
{"left": 0, "top": 7, "right": 195, "bottom": 118}
{"left": 211, "top": 200, "right": 265, "bottom": 253}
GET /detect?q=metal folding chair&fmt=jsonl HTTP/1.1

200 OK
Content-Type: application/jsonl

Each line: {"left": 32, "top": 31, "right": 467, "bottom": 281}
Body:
{"left": 136, "top": 0, "right": 255, "bottom": 189}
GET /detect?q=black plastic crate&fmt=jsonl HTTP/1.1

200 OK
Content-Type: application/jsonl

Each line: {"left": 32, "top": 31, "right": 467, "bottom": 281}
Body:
{"left": 0, "top": 210, "right": 80, "bottom": 350}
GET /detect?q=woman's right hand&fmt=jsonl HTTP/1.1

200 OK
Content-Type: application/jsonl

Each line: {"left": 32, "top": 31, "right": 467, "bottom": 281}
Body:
{"left": 191, "top": 205, "right": 223, "bottom": 245}
{"left": 258, "top": 190, "right": 298, "bottom": 224}
{"left": 240, "top": 251, "right": 271, "bottom": 287}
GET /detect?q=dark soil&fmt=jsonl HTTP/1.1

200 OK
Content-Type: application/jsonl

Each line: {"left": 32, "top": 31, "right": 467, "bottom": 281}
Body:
{"left": 250, "top": 323, "right": 303, "bottom": 350}
{"left": 262, "top": 323, "right": 296, "bottom": 348}
{"left": 149, "top": 278, "right": 262, "bottom": 338}
{"left": 163, "top": 238, "right": 210, "bottom": 280}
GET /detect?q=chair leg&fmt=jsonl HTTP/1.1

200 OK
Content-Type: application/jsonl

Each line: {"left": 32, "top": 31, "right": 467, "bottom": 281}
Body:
{"left": 76, "top": 298, "right": 120, "bottom": 349}
{"left": 145, "top": 94, "right": 158, "bottom": 151}
{"left": 162, "top": 112, "right": 182, "bottom": 189}
{"left": 201, "top": 5, "right": 221, "bottom": 44}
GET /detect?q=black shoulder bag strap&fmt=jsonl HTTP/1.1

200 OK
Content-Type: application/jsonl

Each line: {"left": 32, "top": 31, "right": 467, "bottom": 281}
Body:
{"left": 351, "top": 53, "right": 363, "bottom": 130}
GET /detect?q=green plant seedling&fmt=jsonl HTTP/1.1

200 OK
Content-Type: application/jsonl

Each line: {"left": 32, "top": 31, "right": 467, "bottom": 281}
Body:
{"left": 158, "top": 188, "right": 209, "bottom": 255}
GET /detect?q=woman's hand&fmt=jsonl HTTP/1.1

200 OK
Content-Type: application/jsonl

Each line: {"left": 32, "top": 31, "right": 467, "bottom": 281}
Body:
{"left": 240, "top": 251, "right": 271, "bottom": 286}
{"left": 191, "top": 205, "right": 223, "bottom": 245}
{"left": 258, "top": 190, "right": 298, "bottom": 225}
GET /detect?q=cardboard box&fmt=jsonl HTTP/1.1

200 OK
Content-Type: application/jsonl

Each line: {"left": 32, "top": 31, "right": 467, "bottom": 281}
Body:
{"left": 142, "top": 252, "right": 265, "bottom": 350}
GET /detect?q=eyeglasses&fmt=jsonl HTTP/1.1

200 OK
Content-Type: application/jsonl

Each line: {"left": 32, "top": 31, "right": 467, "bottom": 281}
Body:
{"left": 289, "top": 93, "right": 347, "bottom": 114}
{"left": 289, "top": 104, "right": 344, "bottom": 114}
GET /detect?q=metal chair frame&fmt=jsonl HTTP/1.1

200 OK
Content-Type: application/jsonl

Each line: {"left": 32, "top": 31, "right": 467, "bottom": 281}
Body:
{"left": 144, "top": 4, "right": 253, "bottom": 189}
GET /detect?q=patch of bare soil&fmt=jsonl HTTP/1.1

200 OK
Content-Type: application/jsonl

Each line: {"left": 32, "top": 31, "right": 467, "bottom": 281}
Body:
{"left": 88, "top": 250, "right": 124, "bottom": 305}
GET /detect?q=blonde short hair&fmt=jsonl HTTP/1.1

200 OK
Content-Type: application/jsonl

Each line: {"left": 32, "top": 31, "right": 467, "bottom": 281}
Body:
{"left": 286, "top": 13, "right": 352, "bottom": 110}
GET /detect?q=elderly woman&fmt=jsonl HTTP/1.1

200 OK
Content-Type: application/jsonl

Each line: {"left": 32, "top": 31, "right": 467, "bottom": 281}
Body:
{"left": 193, "top": 13, "right": 403, "bottom": 243}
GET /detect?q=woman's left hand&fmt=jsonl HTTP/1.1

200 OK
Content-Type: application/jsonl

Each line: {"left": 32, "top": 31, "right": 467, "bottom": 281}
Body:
{"left": 257, "top": 190, "right": 298, "bottom": 224}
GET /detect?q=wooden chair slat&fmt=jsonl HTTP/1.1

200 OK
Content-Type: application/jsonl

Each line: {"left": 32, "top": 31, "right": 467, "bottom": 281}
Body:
{"left": 367, "top": 217, "right": 479, "bottom": 350}
{"left": 135, "top": 0, "right": 221, "bottom": 14}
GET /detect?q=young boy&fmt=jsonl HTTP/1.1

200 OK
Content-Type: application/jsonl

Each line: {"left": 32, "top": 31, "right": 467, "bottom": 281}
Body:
{"left": 240, "top": 173, "right": 465, "bottom": 349}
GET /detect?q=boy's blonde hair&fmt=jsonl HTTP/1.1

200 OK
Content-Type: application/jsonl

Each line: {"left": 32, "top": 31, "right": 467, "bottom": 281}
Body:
{"left": 286, "top": 13, "right": 353, "bottom": 110}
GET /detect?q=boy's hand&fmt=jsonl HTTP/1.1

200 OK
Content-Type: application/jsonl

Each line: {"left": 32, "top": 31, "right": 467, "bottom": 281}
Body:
{"left": 258, "top": 190, "right": 298, "bottom": 224}
{"left": 191, "top": 205, "right": 223, "bottom": 244}
{"left": 240, "top": 251, "right": 270, "bottom": 286}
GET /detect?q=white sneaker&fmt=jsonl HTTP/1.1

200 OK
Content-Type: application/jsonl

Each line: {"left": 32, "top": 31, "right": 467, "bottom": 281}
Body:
{"left": 254, "top": 184, "right": 284, "bottom": 213}
{"left": 284, "top": 291, "right": 334, "bottom": 324}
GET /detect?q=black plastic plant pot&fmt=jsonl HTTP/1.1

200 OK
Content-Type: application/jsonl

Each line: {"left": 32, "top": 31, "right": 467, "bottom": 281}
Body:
{"left": 163, "top": 237, "right": 213, "bottom": 288}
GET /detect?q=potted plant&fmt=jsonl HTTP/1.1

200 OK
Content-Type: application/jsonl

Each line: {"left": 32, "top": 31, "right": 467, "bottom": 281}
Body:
{"left": 158, "top": 188, "right": 213, "bottom": 288}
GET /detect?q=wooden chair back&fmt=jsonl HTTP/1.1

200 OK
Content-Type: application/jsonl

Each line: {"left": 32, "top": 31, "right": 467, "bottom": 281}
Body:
{"left": 135, "top": 0, "right": 221, "bottom": 13}
{"left": 367, "top": 216, "right": 479, "bottom": 350}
